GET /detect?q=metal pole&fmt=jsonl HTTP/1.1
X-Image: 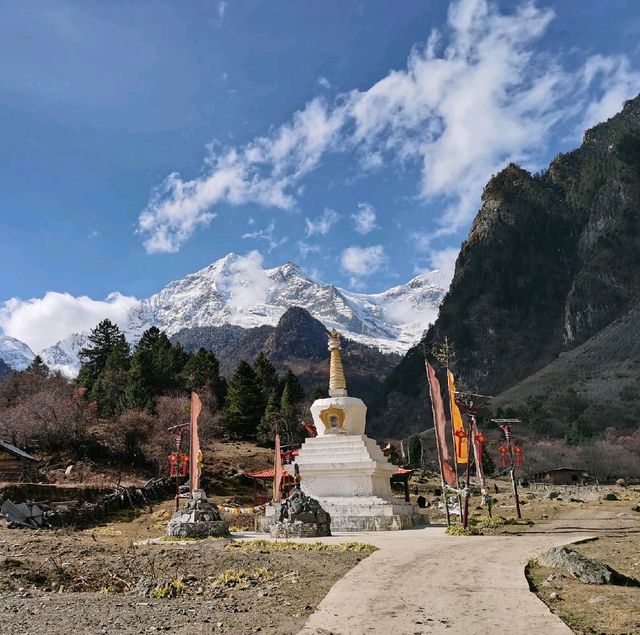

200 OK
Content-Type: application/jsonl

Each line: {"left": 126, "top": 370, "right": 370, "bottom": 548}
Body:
{"left": 507, "top": 435, "right": 522, "bottom": 519}
{"left": 461, "top": 417, "right": 473, "bottom": 529}
{"left": 496, "top": 421, "right": 522, "bottom": 520}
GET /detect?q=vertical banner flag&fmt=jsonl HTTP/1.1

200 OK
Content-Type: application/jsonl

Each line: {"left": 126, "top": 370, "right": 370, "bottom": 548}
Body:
{"left": 190, "top": 391, "right": 203, "bottom": 492}
{"left": 273, "top": 433, "right": 283, "bottom": 502}
{"left": 426, "top": 362, "right": 458, "bottom": 486}
{"left": 447, "top": 371, "right": 468, "bottom": 464}
{"left": 470, "top": 417, "right": 488, "bottom": 492}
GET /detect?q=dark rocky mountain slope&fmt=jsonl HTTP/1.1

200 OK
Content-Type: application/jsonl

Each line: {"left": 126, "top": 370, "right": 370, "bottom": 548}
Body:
{"left": 0, "top": 358, "right": 11, "bottom": 379}
{"left": 172, "top": 306, "right": 400, "bottom": 404}
{"left": 372, "top": 94, "right": 640, "bottom": 439}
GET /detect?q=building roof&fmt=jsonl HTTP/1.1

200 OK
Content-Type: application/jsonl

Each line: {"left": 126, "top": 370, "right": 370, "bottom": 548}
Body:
{"left": 0, "top": 441, "right": 37, "bottom": 461}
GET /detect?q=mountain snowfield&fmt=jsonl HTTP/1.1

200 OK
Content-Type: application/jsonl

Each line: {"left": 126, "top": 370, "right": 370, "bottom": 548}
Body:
{"left": 1, "top": 253, "right": 447, "bottom": 375}
{"left": 0, "top": 335, "right": 36, "bottom": 371}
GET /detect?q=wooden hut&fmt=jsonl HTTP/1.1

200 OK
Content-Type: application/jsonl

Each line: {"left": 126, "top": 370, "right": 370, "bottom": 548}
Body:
{"left": 0, "top": 441, "right": 38, "bottom": 482}
{"left": 537, "top": 467, "right": 588, "bottom": 485}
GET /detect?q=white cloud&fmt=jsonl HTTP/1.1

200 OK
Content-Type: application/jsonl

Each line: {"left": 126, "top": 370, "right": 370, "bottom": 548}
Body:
{"left": 352, "top": 202, "right": 378, "bottom": 234}
{"left": 317, "top": 76, "right": 332, "bottom": 90}
{"left": 427, "top": 246, "right": 459, "bottom": 286}
{"left": 297, "top": 240, "right": 321, "bottom": 258}
{"left": 138, "top": 0, "right": 640, "bottom": 253}
{"left": 214, "top": 250, "right": 273, "bottom": 311}
{"left": 0, "top": 292, "right": 140, "bottom": 352}
{"left": 242, "top": 220, "right": 288, "bottom": 252}
{"left": 305, "top": 208, "right": 340, "bottom": 237}
{"left": 340, "top": 245, "right": 386, "bottom": 278}
{"left": 138, "top": 97, "right": 344, "bottom": 253}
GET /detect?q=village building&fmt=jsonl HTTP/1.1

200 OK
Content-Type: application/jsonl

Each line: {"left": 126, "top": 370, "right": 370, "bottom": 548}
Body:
{"left": 535, "top": 467, "right": 589, "bottom": 485}
{"left": 0, "top": 441, "right": 38, "bottom": 482}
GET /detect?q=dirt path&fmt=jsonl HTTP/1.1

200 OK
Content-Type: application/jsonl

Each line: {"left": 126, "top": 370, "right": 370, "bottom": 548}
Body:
{"left": 294, "top": 510, "right": 632, "bottom": 635}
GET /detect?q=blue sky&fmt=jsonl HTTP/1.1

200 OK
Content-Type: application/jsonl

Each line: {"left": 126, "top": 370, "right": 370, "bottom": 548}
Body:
{"left": 1, "top": 0, "right": 640, "bottom": 350}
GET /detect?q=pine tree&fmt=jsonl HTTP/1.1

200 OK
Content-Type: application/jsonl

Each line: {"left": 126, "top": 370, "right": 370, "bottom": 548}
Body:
{"left": 254, "top": 352, "right": 278, "bottom": 409}
{"left": 78, "top": 319, "right": 130, "bottom": 392}
{"left": 25, "top": 355, "right": 49, "bottom": 378}
{"left": 125, "top": 347, "right": 155, "bottom": 411}
{"left": 181, "top": 348, "right": 227, "bottom": 409}
{"left": 280, "top": 369, "right": 305, "bottom": 405}
{"left": 256, "top": 389, "right": 281, "bottom": 446}
{"left": 223, "top": 360, "right": 265, "bottom": 439}
{"left": 278, "top": 378, "right": 305, "bottom": 445}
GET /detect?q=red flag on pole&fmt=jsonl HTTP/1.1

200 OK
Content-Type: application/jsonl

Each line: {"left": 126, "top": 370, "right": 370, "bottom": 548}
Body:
{"left": 273, "top": 433, "right": 283, "bottom": 502}
{"left": 190, "top": 392, "right": 203, "bottom": 492}
{"left": 426, "top": 361, "right": 457, "bottom": 486}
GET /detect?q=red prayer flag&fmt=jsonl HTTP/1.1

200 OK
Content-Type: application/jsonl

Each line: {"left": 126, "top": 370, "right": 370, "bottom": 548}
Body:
{"left": 426, "top": 361, "right": 457, "bottom": 486}
{"left": 190, "top": 391, "right": 203, "bottom": 492}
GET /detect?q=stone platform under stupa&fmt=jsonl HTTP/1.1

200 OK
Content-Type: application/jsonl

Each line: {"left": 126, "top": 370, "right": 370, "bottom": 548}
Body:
{"left": 260, "top": 329, "right": 425, "bottom": 532}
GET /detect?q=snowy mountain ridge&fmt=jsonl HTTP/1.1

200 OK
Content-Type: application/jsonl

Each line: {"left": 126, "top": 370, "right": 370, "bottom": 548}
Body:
{"left": 3, "top": 253, "right": 447, "bottom": 376}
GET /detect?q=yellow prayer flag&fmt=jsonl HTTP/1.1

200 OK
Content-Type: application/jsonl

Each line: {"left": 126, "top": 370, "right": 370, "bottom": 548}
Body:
{"left": 447, "top": 371, "right": 468, "bottom": 464}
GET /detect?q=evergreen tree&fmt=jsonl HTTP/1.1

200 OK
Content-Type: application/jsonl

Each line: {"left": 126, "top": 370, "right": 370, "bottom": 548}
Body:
{"left": 280, "top": 369, "right": 305, "bottom": 405}
{"left": 124, "top": 347, "right": 155, "bottom": 411}
{"left": 181, "top": 348, "right": 227, "bottom": 409}
{"left": 254, "top": 352, "right": 278, "bottom": 409}
{"left": 78, "top": 319, "right": 130, "bottom": 392}
{"left": 407, "top": 436, "right": 423, "bottom": 468}
{"left": 565, "top": 417, "right": 591, "bottom": 445}
{"left": 310, "top": 384, "right": 326, "bottom": 401}
{"left": 256, "top": 389, "right": 281, "bottom": 446}
{"left": 25, "top": 355, "right": 49, "bottom": 378}
{"left": 278, "top": 377, "right": 306, "bottom": 445}
{"left": 223, "top": 360, "right": 265, "bottom": 439}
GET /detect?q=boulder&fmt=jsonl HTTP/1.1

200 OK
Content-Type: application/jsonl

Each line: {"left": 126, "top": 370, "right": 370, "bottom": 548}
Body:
{"left": 602, "top": 492, "right": 619, "bottom": 501}
{"left": 537, "top": 546, "right": 639, "bottom": 586}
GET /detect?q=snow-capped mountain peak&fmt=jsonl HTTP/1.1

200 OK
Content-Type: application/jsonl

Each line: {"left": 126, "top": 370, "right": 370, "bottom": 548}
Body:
{"left": 0, "top": 335, "right": 35, "bottom": 371}
{"left": 35, "top": 254, "right": 448, "bottom": 376}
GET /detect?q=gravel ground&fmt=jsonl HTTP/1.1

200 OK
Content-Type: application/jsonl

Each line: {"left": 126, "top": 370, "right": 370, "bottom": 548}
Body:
{"left": 0, "top": 527, "right": 370, "bottom": 634}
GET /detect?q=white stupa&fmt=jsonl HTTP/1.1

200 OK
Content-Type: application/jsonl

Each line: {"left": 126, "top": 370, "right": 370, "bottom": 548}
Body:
{"left": 289, "top": 329, "right": 425, "bottom": 531}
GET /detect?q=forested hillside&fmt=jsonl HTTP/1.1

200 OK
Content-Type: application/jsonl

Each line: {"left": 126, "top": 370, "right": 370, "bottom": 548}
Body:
{"left": 371, "top": 94, "right": 640, "bottom": 441}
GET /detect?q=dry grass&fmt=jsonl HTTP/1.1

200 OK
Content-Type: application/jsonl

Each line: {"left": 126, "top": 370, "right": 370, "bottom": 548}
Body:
{"left": 212, "top": 567, "right": 275, "bottom": 589}
{"left": 225, "top": 539, "right": 377, "bottom": 554}
{"left": 526, "top": 496, "right": 640, "bottom": 634}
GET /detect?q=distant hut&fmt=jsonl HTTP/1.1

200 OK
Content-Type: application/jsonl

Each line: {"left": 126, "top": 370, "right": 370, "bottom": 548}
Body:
{"left": 536, "top": 467, "right": 588, "bottom": 485}
{"left": 0, "top": 441, "right": 38, "bottom": 482}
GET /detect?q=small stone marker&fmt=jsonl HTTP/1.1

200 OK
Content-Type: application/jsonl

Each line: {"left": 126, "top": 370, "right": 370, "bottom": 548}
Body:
{"left": 167, "top": 489, "right": 230, "bottom": 538}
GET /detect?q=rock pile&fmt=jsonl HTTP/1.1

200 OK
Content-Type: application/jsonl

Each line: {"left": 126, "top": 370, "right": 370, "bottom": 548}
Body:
{"left": 270, "top": 487, "right": 330, "bottom": 538}
{"left": 167, "top": 490, "right": 230, "bottom": 538}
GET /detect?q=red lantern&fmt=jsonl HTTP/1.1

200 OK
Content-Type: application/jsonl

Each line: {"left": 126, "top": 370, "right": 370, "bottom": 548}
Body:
{"left": 513, "top": 445, "right": 523, "bottom": 466}
{"left": 168, "top": 453, "right": 178, "bottom": 477}
{"left": 498, "top": 445, "right": 509, "bottom": 467}
{"left": 475, "top": 432, "right": 488, "bottom": 464}
{"left": 454, "top": 429, "right": 467, "bottom": 456}
{"left": 180, "top": 453, "right": 190, "bottom": 477}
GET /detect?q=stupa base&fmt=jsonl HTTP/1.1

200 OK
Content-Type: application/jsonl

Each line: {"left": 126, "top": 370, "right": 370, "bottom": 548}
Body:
{"left": 257, "top": 497, "right": 426, "bottom": 533}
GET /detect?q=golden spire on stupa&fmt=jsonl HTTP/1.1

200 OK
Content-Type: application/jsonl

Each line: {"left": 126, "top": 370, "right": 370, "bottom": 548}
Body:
{"left": 328, "top": 328, "right": 347, "bottom": 397}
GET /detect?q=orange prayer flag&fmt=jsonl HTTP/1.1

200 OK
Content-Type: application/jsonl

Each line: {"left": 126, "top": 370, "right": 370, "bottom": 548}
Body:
{"left": 447, "top": 371, "right": 468, "bottom": 464}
